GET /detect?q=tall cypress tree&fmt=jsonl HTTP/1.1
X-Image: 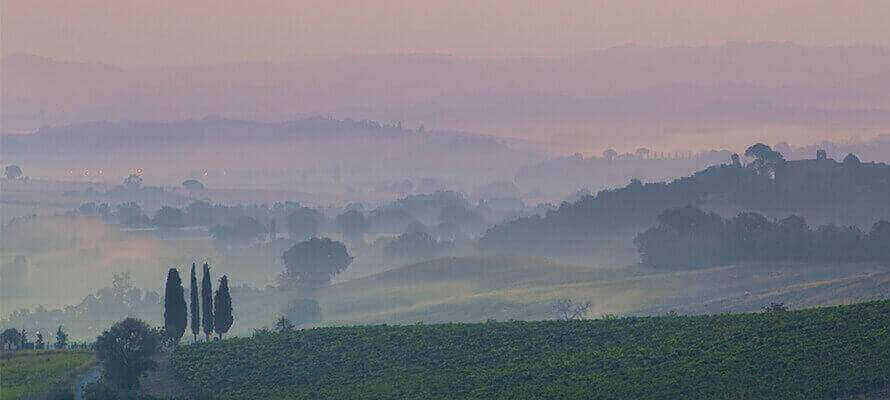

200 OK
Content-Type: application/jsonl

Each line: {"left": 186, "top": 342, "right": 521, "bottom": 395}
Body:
{"left": 201, "top": 262, "right": 214, "bottom": 340}
{"left": 213, "top": 275, "right": 234, "bottom": 340}
{"left": 164, "top": 268, "right": 187, "bottom": 345}
{"left": 189, "top": 263, "right": 200, "bottom": 342}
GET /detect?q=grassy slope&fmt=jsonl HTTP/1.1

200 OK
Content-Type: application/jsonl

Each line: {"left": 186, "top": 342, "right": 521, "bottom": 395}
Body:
{"left": 171, "top": 300, "right": 890, "bottom": 400}
{"left": 315, "top": 257, "right": 890, "bottom": 325}
{"left": 0, "top": 350, "right": 95, "bottom": 400}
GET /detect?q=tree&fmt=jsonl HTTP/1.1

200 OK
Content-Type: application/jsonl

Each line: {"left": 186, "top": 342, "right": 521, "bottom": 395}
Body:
{"left": 635, "top": 148, "right": 651, "bottom": 159}
{"left": 95, "top": 318, "right": 161, "bottom": 390}
{"left": 213, "top": 275, "right": 234, "bottom": 339}
{"left": 730, "top": 153, "right": 743, "bottom": 168}
{"left": 163, "top": 268, "right": 188, "bottom": 345}
{"left": 744, "top": 143, "right": 785, "bottom": 178}
{"left": 281, "top": 238, "right": 353, "bottom": 288}
{"left": 35, "top": 332, "right": 45, "bottom": 350}
{"left": 182, "top": 179, "right": 205, "bottom": 190}
{"left": 55, "top": 326, "right": 69, "bottom": 349}
{"left": 275, "top": 316, "right": 295, "bottom": 333}
{"left": 4, "top": 165, "right": 23, "bottom": 180}
{"left": 603, "top": 148, "right": 618, "bottom": 161}
{"left": 551, "top": 299, "right": 591, "bottom": 320}
{"left": 1, "top": 328, "right": 22, "bottom": 350}
{"left": 201, "top": 262, "right": 214, "bottom": 340}
{"left": 123, "top": 173, "right": 143, "bottom": 189}
{"left": 190, "top": 263, "right": 200, "bottom": 342}
{"left": 816, "top": 149, "right": 828, "bottom": 160}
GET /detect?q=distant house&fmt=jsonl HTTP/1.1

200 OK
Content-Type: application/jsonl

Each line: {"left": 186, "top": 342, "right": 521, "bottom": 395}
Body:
{"left": 182, "top": 179, "right": 205, "bottom": 190}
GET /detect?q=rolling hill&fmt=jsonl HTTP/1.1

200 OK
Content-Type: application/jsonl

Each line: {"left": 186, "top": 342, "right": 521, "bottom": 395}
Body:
{"left": 170, "top": 300, "right": 890, "bottom": 399}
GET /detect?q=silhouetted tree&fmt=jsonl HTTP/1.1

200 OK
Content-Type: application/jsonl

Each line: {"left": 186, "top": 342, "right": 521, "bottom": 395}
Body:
{"left": 123, "top": 173, "right": 143, "bottom": 189}
{"left": 213, "top": 275, "right": 234, "bottom": 339}
{"left": 55, "top": 326, "right": 68, "bottom": 349}
{"left": 190, "top": 263, "right": 200, "bottom": 342}
{"left": 552, "top": 299, "right": 591, "bottom": 320}
{"left": 182, "top": 179, "right": 205, "bottom": 190}
{"left": 1, "top": 328, "right": 22, "bottom": 350}
{"left": 730, "top": 153, "right": 743, "bottom": 168}
{"left": 281, "top": 238, "right": 353, "bottom": 288}
{"left": 35, "top": 332, "right": 45, "bottom": 350}
{"left": 275, "top": 316, "right": 295, "bottom": 333}
{"left": 843, "top": 153, "right": 862, "bottom": 167}
{"left": 95, "top": 318, "right": 161, "bottom": 390}
{"left": 163, "top": 268, "right": 187, "bottom": 345}
{"left": 4, "top": 165, "right": 23, "bottom": 180}
{"left": 201, "top": 263, "right": 214, "bottom": 340}
{"left": 744, "top": 143, "right": 785, "bottom": 178}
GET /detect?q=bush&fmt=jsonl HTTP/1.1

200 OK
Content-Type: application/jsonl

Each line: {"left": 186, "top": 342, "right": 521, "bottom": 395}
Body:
{"left": 94, "top": 318, "right": 162, "bottom": 390}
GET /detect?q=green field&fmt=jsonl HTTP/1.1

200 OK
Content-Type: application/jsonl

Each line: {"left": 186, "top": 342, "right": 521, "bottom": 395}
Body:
{"left": 0, "top": 351, "right": 94, "bottom": 400}
{"left": 171, "top": 300, "right": 890, "bottom": 400}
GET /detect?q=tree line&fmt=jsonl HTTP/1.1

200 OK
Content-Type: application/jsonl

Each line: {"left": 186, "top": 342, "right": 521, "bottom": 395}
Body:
{"left": 634, "top": 205, "right": 890, "bottom": 268}
{"left": 1, "top": 325, "right": 70, "bottom": 351}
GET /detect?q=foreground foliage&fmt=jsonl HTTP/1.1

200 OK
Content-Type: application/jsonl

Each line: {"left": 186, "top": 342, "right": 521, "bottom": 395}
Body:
{"left": 0, "top": 350, "right": 94, "bottom": 400}
{"left": 172, "top": 300, "right": 890, "bottom": 399}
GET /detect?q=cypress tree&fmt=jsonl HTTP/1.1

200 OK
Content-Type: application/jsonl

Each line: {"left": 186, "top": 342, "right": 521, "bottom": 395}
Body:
{"left": 213, "top": 275, "right": 234, "bottom": 339}
{"left": 189, "top": 263, "right": 200, "bottom": 342}
{"left": 201, "top": 262, "right": 214, "bottom": 340}
{"left": 163, "top": 268, "right": 187, "bottom": 345}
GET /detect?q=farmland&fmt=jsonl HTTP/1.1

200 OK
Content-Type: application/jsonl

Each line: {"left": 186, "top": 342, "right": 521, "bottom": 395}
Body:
{"left": 0, "top": 350, "right": 95, "bottom": 400}
{"left": 171, "top": 300, "right": 890, "bottom": 399}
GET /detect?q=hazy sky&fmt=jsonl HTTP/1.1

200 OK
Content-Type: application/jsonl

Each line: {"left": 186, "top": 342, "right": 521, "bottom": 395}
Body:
{"left": 3, "top": 0, "right": 889, "bottom": 66}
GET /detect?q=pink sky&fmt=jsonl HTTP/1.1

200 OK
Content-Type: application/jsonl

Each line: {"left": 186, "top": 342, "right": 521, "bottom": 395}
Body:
{"left": 3, "top": 0, "right": 889, "bottom": 66}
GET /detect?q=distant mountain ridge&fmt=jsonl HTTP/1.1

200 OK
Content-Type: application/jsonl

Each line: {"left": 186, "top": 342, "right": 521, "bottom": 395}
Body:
{"left": 4, "top": 42, "right": 890, "bottom": 151}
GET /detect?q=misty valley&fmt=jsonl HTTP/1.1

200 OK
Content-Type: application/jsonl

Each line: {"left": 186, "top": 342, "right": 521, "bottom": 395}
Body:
{"left": 3, "top": 33, "right": 890, "bottom": 400}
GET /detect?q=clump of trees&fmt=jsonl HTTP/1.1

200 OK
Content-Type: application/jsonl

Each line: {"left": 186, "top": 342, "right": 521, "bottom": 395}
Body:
{"left": 163, "top": 262, "right": 234, "bottom": 342}
{"left": 4, "top": 164, "right": 24, "bottom": 180}
{"left": 281, "top": 238, "right": 353, "bottom": 288}
{"left": 481, "top": 144, "right": 890, "bottom": 255}
{"left": 635, "top": 206, "right": 890, "bottom": 268}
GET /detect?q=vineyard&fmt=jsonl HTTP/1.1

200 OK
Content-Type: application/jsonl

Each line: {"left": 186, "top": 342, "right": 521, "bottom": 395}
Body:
{"left": 0, "top": 350, "right": 95, "bottom": 399}
{"left": 171, "top": 300, "right": 890, "bottom": 399}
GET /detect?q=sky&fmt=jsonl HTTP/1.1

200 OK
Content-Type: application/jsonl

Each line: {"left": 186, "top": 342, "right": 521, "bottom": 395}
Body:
{"left": 3, "top": 0, "right": 889, "bottom": 66}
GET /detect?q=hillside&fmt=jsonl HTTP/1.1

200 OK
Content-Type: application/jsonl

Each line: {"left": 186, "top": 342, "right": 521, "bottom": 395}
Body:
{"left": 481, "top": 150, "right": 890, "bottom": 256}
{"left": 170, "top": 300, "right": 890, "bottom": 399}
{"left": 0, "top": 350, "right": 95, "bottom": 400}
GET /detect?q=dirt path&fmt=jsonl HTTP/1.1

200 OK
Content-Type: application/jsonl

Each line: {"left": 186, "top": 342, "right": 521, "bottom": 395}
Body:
{"left": 74, "top": 365, "right": 101, "bottom": 400}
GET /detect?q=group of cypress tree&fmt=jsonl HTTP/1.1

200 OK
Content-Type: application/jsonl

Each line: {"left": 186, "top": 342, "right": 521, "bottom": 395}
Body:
{"left": 164, "top": 262, "right": 234, "bottom": 344}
